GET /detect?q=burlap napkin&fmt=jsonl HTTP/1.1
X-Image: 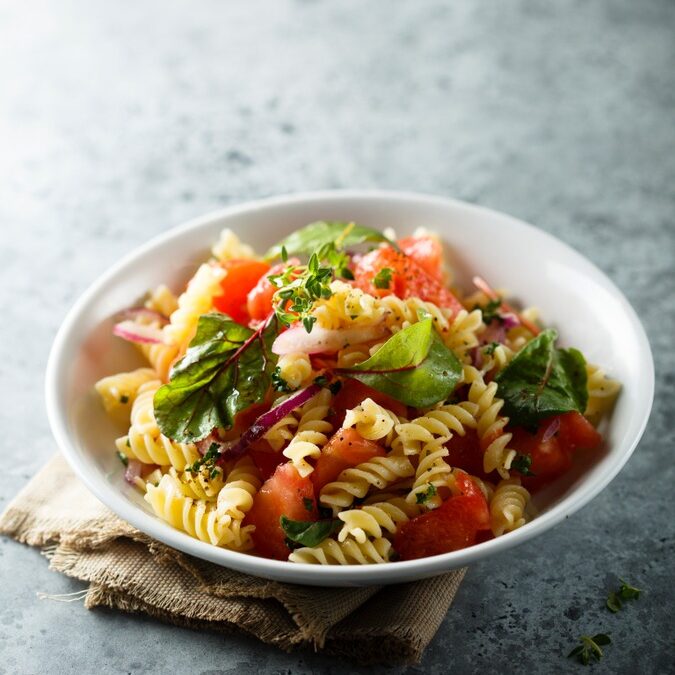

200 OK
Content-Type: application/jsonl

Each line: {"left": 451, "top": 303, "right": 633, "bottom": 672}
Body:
{"left": 0, "top": 454, "right": 466, "bottom": 665}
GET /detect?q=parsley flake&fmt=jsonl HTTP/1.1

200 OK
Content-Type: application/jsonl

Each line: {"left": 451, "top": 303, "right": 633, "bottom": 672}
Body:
{"left": 477, "top": 297, "right": 503, "bottom": 324}
{"left": 567, "top": 634, "right": 611, "bottom": 665}
{"left": 607, "top": 578, "right": 641, "bottom": 612}
{"left": 416, "top": 483, "right": 437, "bottom": 504}
{"left": 373, "top": 267, "right": 394, "bottom": 289}
{"left": 116, "top": 450, "right": 129, "bottom": 467}
{"left": 119, "top": 394, "right": 129, "bottom": 404}
{"left": 511, "top": 453, "right": 536, "bottom": 476}
{"left": 272, "top": 366, "right": 292, "bottom": 392}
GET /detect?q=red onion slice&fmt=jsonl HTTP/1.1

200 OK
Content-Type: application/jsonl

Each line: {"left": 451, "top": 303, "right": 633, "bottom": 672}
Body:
{"left": 272, "top": 324, "right": 387, "bottom": 355}
{"left": 120, "top": 307, "right": 169, "bottom": 324}
{"left": 113, "top": 320, "right": 165, "bottom": 344}
{"left": 541, "top": 417, "right": 561, "bottom": 443}
{"left": 209, "top": 383, "right": 322, "bottom": 462}
{"left": 124, "top": 459, "right": 143, "bottom": 485}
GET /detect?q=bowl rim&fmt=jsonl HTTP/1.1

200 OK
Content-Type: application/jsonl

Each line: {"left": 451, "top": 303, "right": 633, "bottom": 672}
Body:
{"left": 45, "top": 189, "right": 655, "bottom": 585}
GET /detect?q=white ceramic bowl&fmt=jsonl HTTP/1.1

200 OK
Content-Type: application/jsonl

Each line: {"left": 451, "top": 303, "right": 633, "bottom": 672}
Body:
{"left": 46, "top": 191, "right": 654, "bottom": 587}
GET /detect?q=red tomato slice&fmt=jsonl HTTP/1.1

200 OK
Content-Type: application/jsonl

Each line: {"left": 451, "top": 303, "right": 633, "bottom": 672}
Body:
{"left": 510, "top": 413, "right": 602, "bottom": 491}
{"left": 245, "top": 463, "right": 317, "bottom": 560}
{"left": 444, "top": 428, "right": 486, "bottom": 479}
{"left": 558, "top": 411, "right": 602, "bottom": 451}
{"left": 510, "top": 421, "right": 571, "bottom": 491}
{"left": 352, "top": 246, "right": 463, "bottom": 315}
{"left": 311, "top": 427, "right": 385, "bottom": 493}
{"left": 329, "top": 379, "right": 408, "bottom": 429}
{"left": 213, "top": 260, "right": 270, "bottom": 325}
{"left": 397, "top": 235, "right": 444, "bottom": 280}
{"left": 248, "top": 440, "right": 286, "bottom": 481}
{"left": 394, "top": 471, "right": 490, "bottom": 560}
{"left": 246, "top": 259, "right": 300, "bottom": 322}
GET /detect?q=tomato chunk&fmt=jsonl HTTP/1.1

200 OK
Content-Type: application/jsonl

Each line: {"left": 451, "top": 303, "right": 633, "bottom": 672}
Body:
{"left": 394, "top": 471, "right": 490, "bottom": 560}
{"left": 352, "top": 245, "right": 462, "bottom": 315}
{"left": 558, "top": 411, "right": 602, "bottom": 451}
{"left": 397, "top": 235, "right": 444, "bottom": 280}
{"left": 444, "top": 428, "right": 486, "bottom": 479}
{"left": 330, "top": 379, "right": 408, "bottom": 429}
{"left": 248, "top": 440, "right": 286, "bottom": 481}
{"left": 311, "top": 427, "right": 385, "bottom": 493}
{"left": 246, "top": 463, "right": 317, "bottom": 560}
{"left": 246, "top": 259, "right": 300, "bottom": 322}
{"left": 213, "top": 260, "right": 270, "bottom": 325}
{"left": 510, "top": 413, "right": 602, "bottom": 491}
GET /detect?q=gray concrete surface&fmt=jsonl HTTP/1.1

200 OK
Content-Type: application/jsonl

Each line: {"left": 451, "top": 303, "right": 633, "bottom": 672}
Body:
{"left": 1, "top": 1, "right": 674, "bottom": 673}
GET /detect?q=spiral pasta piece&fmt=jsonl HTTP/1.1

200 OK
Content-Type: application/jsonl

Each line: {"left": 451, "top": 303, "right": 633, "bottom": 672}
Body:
{"left": 276, "top": 353, "right": 314, "bottom": 390}
{"left": 145, "top": 474, "right": 229, "bottom": 546}
{"left": 319, "top": 454, "right": 415, "bottom": 511}
{"left": 311, "top": 280, "right": 384, "bottom": 329}
{"left": 441, "top": 309, "right": 484, "bottom": 362}
{"left": 263, "top": 399, "right": 300, "bottom": 451}
{"left": 478, "top": 343, "right": 514, "bottom": 376}
{"left": 216, "top": 455, "right": 262, "bottom": 523}
{"left": 211, "top": 228, "right": 257, "bottom": 262}
{"left": 585, "top": 363, "right": 621, "bottom": 425}
{"left": 337, "top": 498, "right": 419, "bottom": 543}
{"left": 163, "top": 263, "right": 226, "bottom": 353}
{"left": 283, "top": 389, "right": 333, "bottom": 477}
{"left": 95, "top": 367, "right": 157, "bottom": 414}
{"left": 392, "top": 403, "right": 477, "bottom": 456}
{"left": 343, "top": 398, "right": 400, "bottom": 443}
{"left": 462, "top": 365, "right": 515, "bottom": 479}
{"left": 489, "top": 478, "right": 531, "bottom": 536}
{"left": 288, "top": 537, "right": 392, "bottom": 565}
{"left": 406, "top": 439, "right": 452, "bottom": 508}
{"left": 145, "top": 284, "right": 179, "bottom": 318}
{"left": 117, "top": 380, "right": 200, "bottom": 468}
{"left": 169, "top": 466, "right": 225, "bottom": 501}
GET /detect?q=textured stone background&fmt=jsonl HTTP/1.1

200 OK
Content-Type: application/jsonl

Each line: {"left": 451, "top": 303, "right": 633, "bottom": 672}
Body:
{"left": 1, "top": 1, "right": 673, "bottom": 673}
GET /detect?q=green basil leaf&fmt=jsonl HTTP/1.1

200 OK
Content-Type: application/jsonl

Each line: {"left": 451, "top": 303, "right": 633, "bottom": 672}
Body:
{"left": 153, "top": 313, "right": 279, "bottom": 442}
{"left": 280, "top": 516, "right": 341, "bottom": 547}
{"left": 342, "top": 318, "right": 462, "bottom": 408}
{"left": 266, "top": 221, "right": 393, "bottom": 260}
{"left": 494, "top": 328, "right": 588, "bottom": 427}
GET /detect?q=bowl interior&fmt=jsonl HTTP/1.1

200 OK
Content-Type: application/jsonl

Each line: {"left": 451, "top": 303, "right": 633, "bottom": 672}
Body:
{"left": 48, "top": 192, "right": 653, "bottom": 586}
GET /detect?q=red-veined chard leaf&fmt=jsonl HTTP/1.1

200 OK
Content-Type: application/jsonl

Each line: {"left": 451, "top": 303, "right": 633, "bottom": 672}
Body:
{"left": 153, "top": 313, "right": 279, "bottom": 443}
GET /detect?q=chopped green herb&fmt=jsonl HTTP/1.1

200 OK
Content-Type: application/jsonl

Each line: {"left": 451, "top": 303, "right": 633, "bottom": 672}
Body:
{"left": 606, "top": 592, "right": 622, "bottom": 613}
{"left": 313, "top": 375, "right": 329, "bottom": 387}
{"left": 328, "top": 380, "right": 342, "bottom": 395}
{"left": 280, "top": 245, "right": 288, "bottom": 262}
{"left": 119, "top": 394, "right": 129, "bottom": 404}
{"left": 511, "top": 453, "right": 535, "bottom": 476}
{"left": 268, "top": 242, "right": 351, "bottom": 332}
{"left": 125, "top": 438, "right": 131, "bottom": 448}
{"left": 272, "top": 366, "right": 292, "bottom": 392}
{"left": 187, "top": 442, "right": 220, "bottom": 475}
{"left": 373, "top": 267, "right": 394, "bottom": 289}
{"left": 618, "top": 579, "right": 641, "bottom": 601}
{"left": 567, "top": 634, "right": 611, "bottom": 665}
{"left": 416, "top": 483, "right": 437, "bottom": 504}
{"left": 116, "top": 450, "right": 129, "bottom": 467}
{"left": 483, "top": 341, "right": 500, "bottom": 356}
{"left": 477, "top": 297, "right": 503, "bottom": 324}
{"left": 303, "top": 497, "right": 314, "bottom": 512}
{"left": 607, "top": 578, "right": 642, "bottom": 612}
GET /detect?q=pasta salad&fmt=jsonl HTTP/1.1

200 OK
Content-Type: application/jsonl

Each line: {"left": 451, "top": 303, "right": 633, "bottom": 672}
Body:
{"left": 96, "top": 222, "right": 621, "bottom": 564}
